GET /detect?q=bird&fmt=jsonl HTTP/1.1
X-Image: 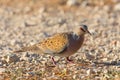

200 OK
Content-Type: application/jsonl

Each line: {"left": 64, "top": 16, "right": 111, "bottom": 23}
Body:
{"left": 13, "top": 25, "right": 91, "bottom": 65}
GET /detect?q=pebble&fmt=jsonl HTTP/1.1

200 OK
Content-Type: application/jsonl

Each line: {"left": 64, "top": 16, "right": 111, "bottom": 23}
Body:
{"left": 0, "top": 68, "right": 6, "bottom": 74}
{"left": 66, "top": 0, "right": 78, "bottom": 6}
{"left": 114, "top": 3, "right": 120, "bottom": 11}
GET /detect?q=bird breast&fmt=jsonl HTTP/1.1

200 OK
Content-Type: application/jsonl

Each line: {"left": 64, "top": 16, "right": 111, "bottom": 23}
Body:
{"left": 67, "top": 35, "right": 84, "bottom": 54}
{"left": 57, "top": 34, "right": 84, "bottom": 57}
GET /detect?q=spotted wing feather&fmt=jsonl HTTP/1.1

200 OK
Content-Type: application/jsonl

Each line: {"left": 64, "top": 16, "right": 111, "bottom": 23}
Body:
{"left": 37, "top": 33, "right": 69, "bottom": 54}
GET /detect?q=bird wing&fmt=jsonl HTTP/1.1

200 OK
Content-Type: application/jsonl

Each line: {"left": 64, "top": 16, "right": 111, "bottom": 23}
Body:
{"left": 36, "top": 33, "right": 69, "bottom": 54}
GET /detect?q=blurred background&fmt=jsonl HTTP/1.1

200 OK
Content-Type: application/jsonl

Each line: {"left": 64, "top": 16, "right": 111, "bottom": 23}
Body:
{"left": 0, "top": 0, "right": 120, "bottom": 45}
{"left": 0, "top": 0, "right": 120, "bottom": 80}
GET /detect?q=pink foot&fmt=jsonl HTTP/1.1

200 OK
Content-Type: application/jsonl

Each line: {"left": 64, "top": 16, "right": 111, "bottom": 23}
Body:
{"left": 66, "top": 57, "right": 74, "bottom": 63}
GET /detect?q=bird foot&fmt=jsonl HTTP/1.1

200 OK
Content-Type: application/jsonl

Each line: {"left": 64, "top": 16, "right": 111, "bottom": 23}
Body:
{"left": 66, "top": 57, "right": 74, "bottom": 63}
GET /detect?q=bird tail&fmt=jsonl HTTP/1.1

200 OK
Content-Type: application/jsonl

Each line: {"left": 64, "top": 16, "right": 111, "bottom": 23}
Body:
{"left": 13, "top": 44, "right": 39, "bottom": 53}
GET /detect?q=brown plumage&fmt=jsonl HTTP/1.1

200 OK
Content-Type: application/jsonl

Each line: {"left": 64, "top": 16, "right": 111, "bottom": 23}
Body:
{"left": 14, "top": 25, "right": 91, "bottom": 64}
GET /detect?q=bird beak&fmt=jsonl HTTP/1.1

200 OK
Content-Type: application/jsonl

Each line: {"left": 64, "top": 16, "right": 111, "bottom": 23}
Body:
{"left": 86, "top": 30, "right": 92, "bottom": 35}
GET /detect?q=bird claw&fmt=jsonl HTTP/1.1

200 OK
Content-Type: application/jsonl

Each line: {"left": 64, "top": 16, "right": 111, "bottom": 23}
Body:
{"left": 66, "top": 57, "right": 74, "bottom": 63}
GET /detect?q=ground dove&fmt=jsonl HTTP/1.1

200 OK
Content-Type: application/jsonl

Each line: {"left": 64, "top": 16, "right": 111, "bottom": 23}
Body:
{"left": 14, "top": 25, "right": 91, "bottom": 64}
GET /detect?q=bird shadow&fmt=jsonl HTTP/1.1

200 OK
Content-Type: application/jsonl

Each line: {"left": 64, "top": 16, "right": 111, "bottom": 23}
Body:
{"left": 93, "top": 60, "right": 120, "bottom": 66}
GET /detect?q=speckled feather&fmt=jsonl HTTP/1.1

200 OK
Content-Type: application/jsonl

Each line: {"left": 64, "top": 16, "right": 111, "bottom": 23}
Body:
{"left": 36, "top": 33, "right": 69, "bottom": 54}
{"left": 14, "top": 33, "right": 69, "bottom": 54}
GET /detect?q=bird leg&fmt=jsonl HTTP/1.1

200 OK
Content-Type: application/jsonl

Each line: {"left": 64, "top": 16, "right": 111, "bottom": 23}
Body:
{"left": 51, "top": 56, "right": 56, "bottom": 65}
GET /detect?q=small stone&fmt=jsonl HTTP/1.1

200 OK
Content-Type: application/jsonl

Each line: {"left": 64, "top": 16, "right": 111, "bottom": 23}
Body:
{"left": 25, "top": 20, "right": 37, "bottom": 27}
{"left": 23, "top": 6, "right": 31, "bottom": 13}
{"left": 38, "top": 7, "right": 46, "bottom": 14}
{"left": 86, "top": 69, "right": 93, "bottom": 75}
{"left": 20, "top": 52, "right": 31, "bottom": 61}
{"left": 6, "top": 54, "right": 19, "bottom": 63}
{"left": 20, "top": 55, "right": 31, "bottom": 62}
{"left": 26, "top": 72, "right": 35, "bottom": 77}
{"left": 0, "top": 68, "right": 6, "bottom": 74}
{"left": 114, "top": 3, "right": 120, "bottom": 11}
{"left": 67, "top": 0, "right": 78, "bottom": 6}
{"left": 23, "top": 52, "right": 30, "bottom": 57}
{"left": 58, "top": 18, "right": 66, "bottom": 25}
{"left": 73, "top": 75, "right": 77, "bottom": 79}
{"left": 102, "top": 58, "right": 108, "bottom": 61}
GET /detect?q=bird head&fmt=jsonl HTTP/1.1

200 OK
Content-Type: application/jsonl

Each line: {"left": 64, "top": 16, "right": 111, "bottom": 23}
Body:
{"left": 79, "top": 25, "right": 91, "bottom": 35}
{"left": 74, "top": 24, "right": 91, "bottom": 36}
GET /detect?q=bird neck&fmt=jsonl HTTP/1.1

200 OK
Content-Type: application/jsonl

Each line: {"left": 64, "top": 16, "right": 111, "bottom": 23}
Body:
{"left": 72, "top": 32, "right": 85, "bottom": 40}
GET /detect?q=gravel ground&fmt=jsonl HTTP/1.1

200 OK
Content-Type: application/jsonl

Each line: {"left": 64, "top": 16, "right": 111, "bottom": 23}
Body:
{"left": 0, "top": 0, "right": 120, "bottom": 80}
